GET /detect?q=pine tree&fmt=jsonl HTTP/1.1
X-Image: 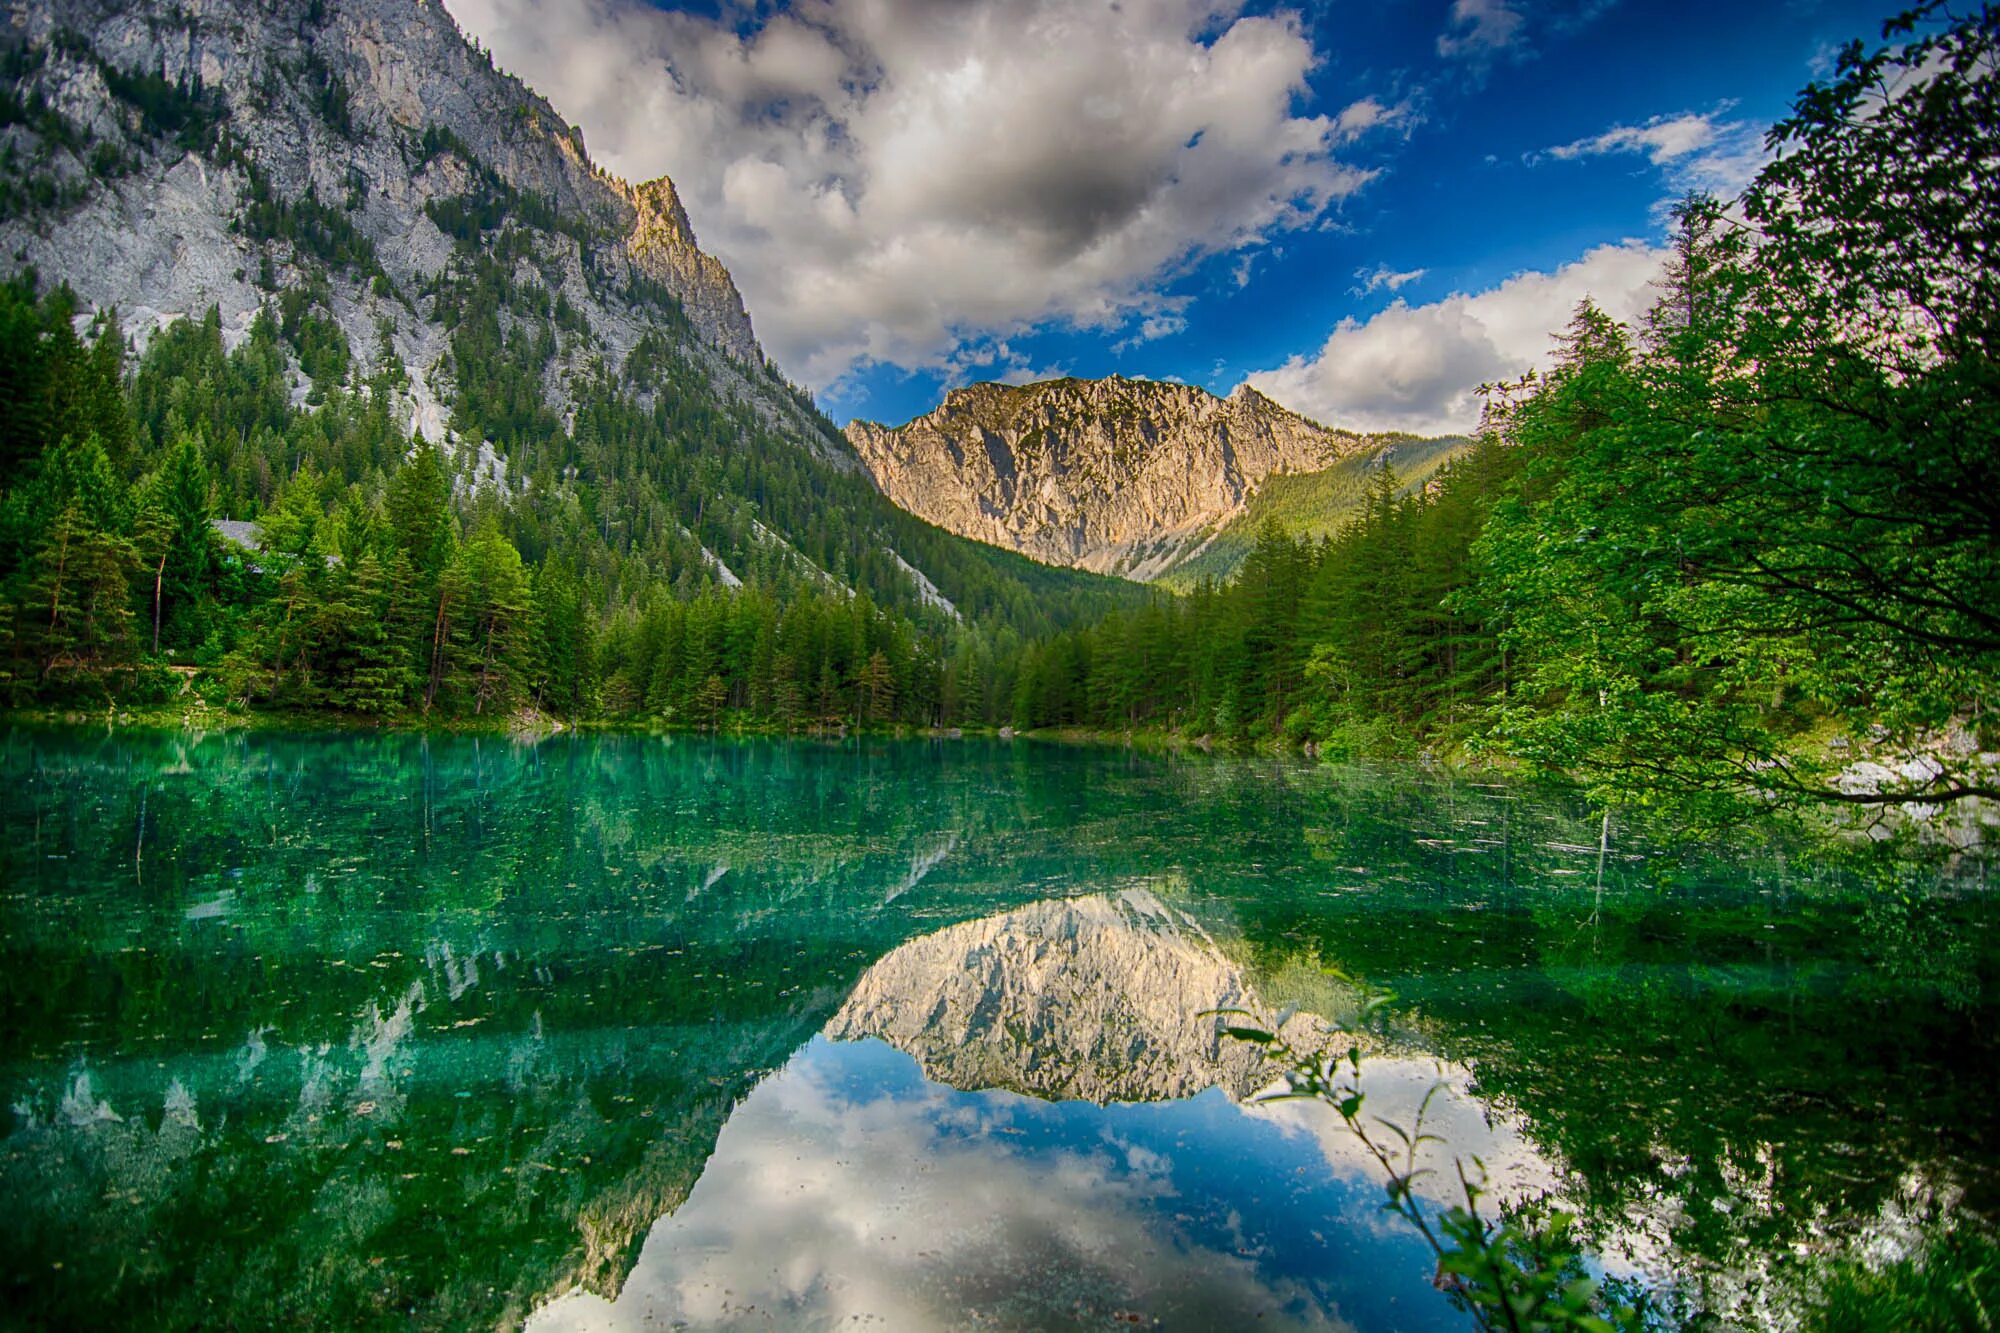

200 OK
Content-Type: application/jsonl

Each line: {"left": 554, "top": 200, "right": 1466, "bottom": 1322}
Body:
{"left": 146, "top": 437, "right": 219, "bottom": 651}
{"left": 20, "top": 502, "right": 139, "bottom": 683}
{"left": 388, "top": 440, "right": 455, "bottom": 579}
{"left": 328, "top": 552, "right": 413, "bottom": 714}
{"left": 857, "top": 649, "right": 894, "bottom": 726}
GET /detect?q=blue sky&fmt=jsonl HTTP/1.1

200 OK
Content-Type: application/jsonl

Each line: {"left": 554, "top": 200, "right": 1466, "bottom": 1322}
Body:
{"left": 448, "top": 0, "right": 1893, "bottom": 433}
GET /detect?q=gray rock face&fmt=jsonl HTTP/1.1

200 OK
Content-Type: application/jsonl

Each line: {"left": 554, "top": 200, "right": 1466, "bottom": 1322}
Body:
{"left": 846, "top": 377, "right": 1367, "bottom": 579}
{"left": 619, "top": 175, "right": 759, "bottom": 365}
{"left": 1, "top": 0, "right": 763, "bottom": 417}
{"left": 827, "top": 889, "right": 1322, "bottom": 1104}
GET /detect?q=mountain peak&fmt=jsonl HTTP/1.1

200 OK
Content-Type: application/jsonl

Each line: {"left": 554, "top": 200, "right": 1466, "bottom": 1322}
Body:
{"left": 847, "top": 373, "right": 1368, "bottom": 580}
{"left": 620, "top": 174, "right": 760, "bottom": 365}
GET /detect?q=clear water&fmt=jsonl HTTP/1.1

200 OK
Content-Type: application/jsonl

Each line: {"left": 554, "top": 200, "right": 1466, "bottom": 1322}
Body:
{"left": 1, "top": 727, "right": 1994, "bottom": 1330}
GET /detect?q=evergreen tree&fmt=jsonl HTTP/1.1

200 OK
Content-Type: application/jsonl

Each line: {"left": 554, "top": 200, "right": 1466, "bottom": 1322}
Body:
{"left": 857, "top": 648, "right": 894, "bottom": 726}
{"left": 388, "top": 440, "right": 455, "bottom": 579}
{"left": 144, "top": 436, "right": 218, "bottom": 651}
{"left": 18, "top": 501, "right": 139, "bottom": 685}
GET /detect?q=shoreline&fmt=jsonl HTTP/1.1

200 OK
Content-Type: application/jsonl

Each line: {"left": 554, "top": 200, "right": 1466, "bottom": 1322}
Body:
{"left": 0, "top": 703, "right": 1440, "bottom": 762}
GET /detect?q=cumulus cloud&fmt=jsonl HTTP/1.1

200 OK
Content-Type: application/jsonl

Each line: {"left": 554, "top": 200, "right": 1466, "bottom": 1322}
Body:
{"left": 1246, "top": 240, "right": 1668, "bottom": 435}
{"left": 1545, "top": 106, "right": 1771, "bottom": 199}
{"left": 529, "top": 1037, "right": 1352, "bottom": 1331}
{"left": 446, "top": 0, "right": 1389, "bottom": 389}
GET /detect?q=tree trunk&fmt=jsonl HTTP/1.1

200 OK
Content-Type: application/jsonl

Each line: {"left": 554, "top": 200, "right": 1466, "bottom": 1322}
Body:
{"left": 426, "top": 589, "right": 451, "bottom": 713}
{"left": 152, "top": 550, "right": 168, "bottom": 656}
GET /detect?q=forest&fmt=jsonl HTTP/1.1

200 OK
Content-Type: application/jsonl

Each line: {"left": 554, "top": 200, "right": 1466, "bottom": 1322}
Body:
{"left": 1008, "top": 6, "right": 1997, "bottom": 815}
{"left": 0, "top": 5, "right": 1994, "bottom": 819}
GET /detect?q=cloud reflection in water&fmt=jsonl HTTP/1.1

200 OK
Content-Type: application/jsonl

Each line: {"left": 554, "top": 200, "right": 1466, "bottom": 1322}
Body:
{"left": 532, "top": 891, "right": 1559, "bottom": 1331}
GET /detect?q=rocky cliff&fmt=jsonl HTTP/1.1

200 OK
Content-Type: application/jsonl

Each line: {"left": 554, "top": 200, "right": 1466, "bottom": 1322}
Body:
{"left": 827, "top": 889, "right": 1326, "bottom": 1104}
{"left": 0, "top": 0, "right": 765, "bottom": 429}
{"left": 846, "top": 377, "right": 1369, "bottom": 580}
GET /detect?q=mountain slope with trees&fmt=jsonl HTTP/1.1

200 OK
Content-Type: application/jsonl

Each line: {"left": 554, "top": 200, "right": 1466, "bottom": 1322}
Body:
{"left": 0, "top": 0, "right": 1143, "bottom": 727}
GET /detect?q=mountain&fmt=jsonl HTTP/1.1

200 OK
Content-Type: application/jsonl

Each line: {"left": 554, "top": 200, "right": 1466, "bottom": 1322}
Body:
{"left": 0, "top": 0, "right": 1138, "bottom": 661}
{"left": 847, "top": 375, "right": 1457, "bottom": 582}
{"left": 3, "top": 0, "right": 759, "bottom": 415}
{"left": 827, "top": 888, "right": 1325, "bottom": 1104}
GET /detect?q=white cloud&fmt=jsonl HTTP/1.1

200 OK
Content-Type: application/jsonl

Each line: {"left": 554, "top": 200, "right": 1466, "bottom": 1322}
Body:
{"left": 1436, "top": 0, "right": 1528, "bottom": 63}
{"left": 1354, "top": 263, "right": 1427, "bottom": 294}
{"left": 447, "top": 0, "right": 1387, "bottom": 390}
{"left": 1246, "top": 240, "right": 1668, "bottom": 435}
{"left": 1545, "top": 106, "right": 1771, "bottom": 199}
{"left": 1331, "top": 95, "right": 1411, "bottom": 142}
{"left": 528, "top": 1038, "right": 1354, "bottom": 1331}
{"left": 939, "top": 337, "right": 1071, "bottom": 389}
{"left": 1112, "top": 312, "right": 1190, "bottom": 352}
{"left": 1552, "top": 112, "right": 1719, "bottom": 165}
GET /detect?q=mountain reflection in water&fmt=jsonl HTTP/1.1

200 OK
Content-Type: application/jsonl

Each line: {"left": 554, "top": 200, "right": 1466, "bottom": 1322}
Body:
{"left": 536, "top": 890, "right": 1558, "bottom": 1332}
{"left": 3, "top": 729, "right": 1995, "bottom": 1330}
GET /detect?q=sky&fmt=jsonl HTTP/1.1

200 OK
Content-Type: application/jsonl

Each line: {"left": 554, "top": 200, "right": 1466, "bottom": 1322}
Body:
{"left": 444, "top": 0, "right": 1894, "bottom": 434}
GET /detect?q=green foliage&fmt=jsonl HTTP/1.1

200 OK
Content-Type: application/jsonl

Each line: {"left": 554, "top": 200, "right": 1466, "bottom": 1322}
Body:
{"left": 1446, "top": 8, "right": 2000, "bottom": 814}
{"left": 1214, "top": 979, "right": 1646, "bottom": 1333}
{"left": 0, "top": 278, "right": 130, "bottom": 478}
{"left": 997, "top": 7, "right": 1999, "bottom": 827}
{"left": 295, "top": 51, "right": 359, "bottom": 142}
{"left": 1160, "top": 433, "right": 1471, "bottom": 590}
{"left": 0, "top": 265, "right": 1136, "bottom": 728}
{"left": 1475, "top": 181, "right": 1997, "bottom": 811}
{"left": 94, "top": 53, "right": 228, "bottom": 154}
{"left": 1001, "top": 438, "right": 1517, "bottom": 741}
{"left": 135, "top": 436, "right": 220, "bottom": 652}
{"left": 1807, "top": 1227, "right": 2000, "bottom": 1333}
{"left": 239, "top": 167, "right": 387, "bottom": 282}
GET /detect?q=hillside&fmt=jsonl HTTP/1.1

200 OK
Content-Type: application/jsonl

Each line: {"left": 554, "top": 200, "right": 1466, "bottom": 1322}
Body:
{"left": 848, "top": 376, "right": 1390, "bottom": 580}
{"left": 1157, "top": 432, "right": 1471, "bottom": 590}
{"left": 0, "top": 0, "right": 1143, "bottom": 725}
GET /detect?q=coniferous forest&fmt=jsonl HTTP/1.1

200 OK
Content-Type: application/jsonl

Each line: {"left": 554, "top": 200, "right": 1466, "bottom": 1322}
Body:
{"left": 0, "top": 281, "right": 1143, "bottom": 733}
{"left": 1, "top": 5, "right": 1994, "bottom": 824}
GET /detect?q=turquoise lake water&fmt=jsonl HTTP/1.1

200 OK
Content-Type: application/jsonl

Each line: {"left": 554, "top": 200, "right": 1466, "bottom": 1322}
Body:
{"left": 2, "top": 727, "right": 1994, "bottom": 1329}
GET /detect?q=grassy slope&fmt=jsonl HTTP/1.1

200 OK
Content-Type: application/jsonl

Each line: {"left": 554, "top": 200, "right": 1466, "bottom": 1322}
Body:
{"left": 1155, "top": 434, "right": 1471, "bottom": 590}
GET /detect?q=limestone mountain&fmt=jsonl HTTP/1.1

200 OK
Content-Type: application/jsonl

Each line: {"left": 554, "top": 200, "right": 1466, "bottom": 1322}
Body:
{"left": 0, "top": 0, "right": 1135, "bottom": 631}
{"left": 847, "top": 376, "right": 1413, "bottom": 581}
{"left": 3, "top": 0, "right": 758, "bottom": 404}
{"left": 827, "top": 888, "right": 1327, "bottom": 1104}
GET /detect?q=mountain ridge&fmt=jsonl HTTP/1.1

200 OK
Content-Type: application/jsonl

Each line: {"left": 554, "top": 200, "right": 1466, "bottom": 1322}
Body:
{"left": 2, "top": 0, "right": 769, "bottom": 437}
{"left": 0, "top": 0, "right": 1151, "bottom": 646}
{"left": 847, "top": 373, "right": 1432, "bottom": 581}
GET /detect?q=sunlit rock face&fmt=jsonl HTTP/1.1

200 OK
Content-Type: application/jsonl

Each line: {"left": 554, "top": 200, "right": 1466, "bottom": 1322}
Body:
{"left": 828, "top": 888, "right": 1319, "bottom": 1103}
{"left": 846, "top": 377, "right": 1370, "bottom": 579}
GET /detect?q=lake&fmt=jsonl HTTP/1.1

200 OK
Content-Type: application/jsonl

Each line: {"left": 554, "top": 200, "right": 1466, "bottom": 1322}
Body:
{"left": 2, "top": 727, "right": 1994, "bottom": 1330}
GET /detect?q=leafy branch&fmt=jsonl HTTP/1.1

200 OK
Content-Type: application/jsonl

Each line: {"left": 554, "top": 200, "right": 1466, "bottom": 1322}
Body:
{"left": 1209, "top": 977, "right": 1645, "bottom": 1333}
